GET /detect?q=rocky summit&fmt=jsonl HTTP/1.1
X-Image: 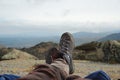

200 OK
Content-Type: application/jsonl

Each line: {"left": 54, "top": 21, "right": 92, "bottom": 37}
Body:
{"left": 74, "top": 40, "right": 120, "bottom": 63}
{"left": 0, "top": 48, "right": 37, "bottom": 60}
{"left": 21, "top": 42, "right": 58, "bottom": 59}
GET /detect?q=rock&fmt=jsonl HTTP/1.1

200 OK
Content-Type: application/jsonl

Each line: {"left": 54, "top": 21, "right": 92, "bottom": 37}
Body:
{"left": 1, "top": 48, "right": 37, "bottom": 60}
{"left": 99, "top": 40, "right": 120, "bottom": 63}
{"left": 74, "top": 40, "right": 120, "bottom": 63}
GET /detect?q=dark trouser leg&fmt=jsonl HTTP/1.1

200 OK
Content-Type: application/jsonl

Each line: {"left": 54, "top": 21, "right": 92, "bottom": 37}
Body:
{"left": 17, "top": 59, "right": 69, "bottom": 80}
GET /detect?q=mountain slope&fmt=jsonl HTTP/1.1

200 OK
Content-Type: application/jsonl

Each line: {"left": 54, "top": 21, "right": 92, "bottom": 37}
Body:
{"left": 99, "top": 33, "right": 120, "bottom": 41}
{"left": 74, "top": 40, "right": 120, "bottom": 63}
{"left": 21, "top": 42, "right": 58, "bottom": 59}
{"left": 0, "top": 45, "right": 5, "bottom": 49}
{"left": 73, "top": 32, "right": 106, "bottom": 38}
{"left": 0, "top": 31, "right": 115, "bottom": 48}
{"left": 73, "top": 32, "right": 110, "bottom": 46}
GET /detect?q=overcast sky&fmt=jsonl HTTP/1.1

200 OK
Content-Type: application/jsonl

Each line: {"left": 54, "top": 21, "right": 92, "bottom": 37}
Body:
{"left": 0, "top": 0, "right": 120, "bottom": 37}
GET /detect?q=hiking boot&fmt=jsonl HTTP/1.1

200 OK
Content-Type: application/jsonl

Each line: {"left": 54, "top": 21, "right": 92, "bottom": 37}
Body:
{"left": 45, "top": 47, "right": 60, "bottom": 64}
{"left": 59, "top": 32, "right": 75, "bottom": 74}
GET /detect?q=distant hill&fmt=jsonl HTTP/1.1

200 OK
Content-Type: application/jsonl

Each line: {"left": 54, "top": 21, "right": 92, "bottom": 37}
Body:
{"left": 0, "top": 31, "right": 117, "bottom": 48}
{"left": 0, "top": 45, "right": 5, "bottom": 49}
{"left": 73, "top": 32, "right": 106, "bottom": 38}
{"left": 21, "top": 42, "right": 58, "bottom": 59}
{"left": 0, "top": 37, "right": 59, "bottom": 48}
{"left": 99, "top": 33, "right": 120, "bottom": 41}
{"left": 73, "top": 32, "right": 110, "bottom": 46}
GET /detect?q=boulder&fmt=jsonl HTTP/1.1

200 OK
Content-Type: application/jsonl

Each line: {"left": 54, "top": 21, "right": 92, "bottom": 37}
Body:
{"left": 74, "top": 40, "right": 120, "bottom": 63}
{"left": 1, "top": 49, "right": 37, "bottom": 60}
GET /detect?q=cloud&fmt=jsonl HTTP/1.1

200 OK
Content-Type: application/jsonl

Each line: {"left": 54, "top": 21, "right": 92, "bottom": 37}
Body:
{"left": 1, "top": 0, "right": 120, "bottom": 22}
{"left": 0, "top": 0, "right": 120, "bottom": 36}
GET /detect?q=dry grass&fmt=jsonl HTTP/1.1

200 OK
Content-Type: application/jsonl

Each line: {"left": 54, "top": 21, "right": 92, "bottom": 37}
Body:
{"left": 0, "top": 59, "right": 44, "bottom": 76}
{"left": 73, "top": 60, "right": 120, "bottom": 80}
{"left": 0, "top": 59, "right": 120, "bottom": 80}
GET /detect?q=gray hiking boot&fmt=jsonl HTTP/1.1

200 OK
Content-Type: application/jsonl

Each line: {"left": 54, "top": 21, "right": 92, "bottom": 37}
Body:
{"left": 59, "top": 32, "right": 75, "bottom": 74}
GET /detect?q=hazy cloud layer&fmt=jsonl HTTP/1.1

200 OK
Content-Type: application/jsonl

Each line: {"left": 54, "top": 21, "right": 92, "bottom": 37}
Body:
{"left": 0, "top": 0, "right": 120, "bottom": 36}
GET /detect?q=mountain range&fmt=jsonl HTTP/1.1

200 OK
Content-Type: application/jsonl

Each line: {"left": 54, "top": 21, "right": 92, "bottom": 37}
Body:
{"left": 72, "top": 32, "right": 110, "bottom": 46}
{"left": 99, "top": 33, "right": 120, "bottom": 41}
{"left": 0, "top": 31, "right": 120, "bottom": 48}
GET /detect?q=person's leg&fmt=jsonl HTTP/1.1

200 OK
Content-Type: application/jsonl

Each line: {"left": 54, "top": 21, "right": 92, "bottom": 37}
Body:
{"left": 0, "top": 74, "right": 20, "bottom": 80}
{"left": 17, "top": 63, "right": 67, "bottom": 80}
{"left": 17, "top": 32, "right": 75, "bottom": 80}
{"left": 85, "top": 70, "right": 111, "bottom": 80}
{"left": 59, "top": 32, "right": 75, "bottom": 74}
{"left": 51, "top": 58, "right": 69, "bottom": 75}
{"left": 46, "top": 32, "right": 75, "bottom": 74}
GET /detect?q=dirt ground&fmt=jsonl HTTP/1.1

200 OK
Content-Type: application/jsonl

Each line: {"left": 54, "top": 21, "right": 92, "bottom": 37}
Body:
{"left": 0, "top": 59, "right": 120, "bottom": 80}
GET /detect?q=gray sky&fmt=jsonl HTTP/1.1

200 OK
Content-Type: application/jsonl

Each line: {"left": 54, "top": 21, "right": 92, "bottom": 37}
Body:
{"left": 0, "top": 0, "right": 120, "bottom": 37}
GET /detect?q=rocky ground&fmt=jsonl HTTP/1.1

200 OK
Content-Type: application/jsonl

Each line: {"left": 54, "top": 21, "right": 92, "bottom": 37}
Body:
{"left": 0, "top": 59, "right": 120, "bottom": 80}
